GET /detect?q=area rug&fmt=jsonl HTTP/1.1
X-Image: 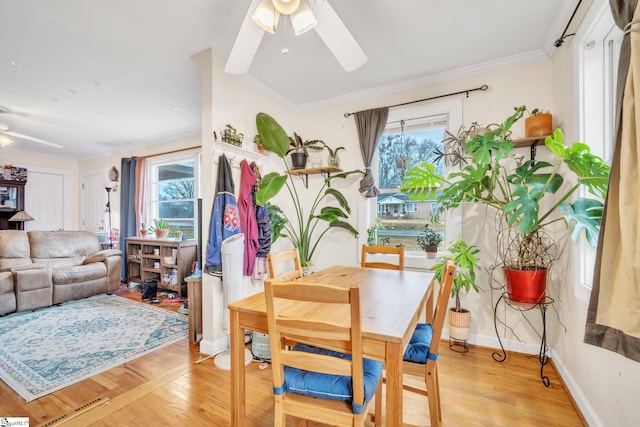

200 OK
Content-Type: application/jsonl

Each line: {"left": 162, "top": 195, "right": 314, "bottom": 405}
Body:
{"left": 0, "top": 294, "right": 188, "bottom": 402}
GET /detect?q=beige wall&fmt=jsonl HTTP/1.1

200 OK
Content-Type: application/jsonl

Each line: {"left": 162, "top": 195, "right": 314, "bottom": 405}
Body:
{"left": 12, "top": 11, "right": 640, "bottom": 420}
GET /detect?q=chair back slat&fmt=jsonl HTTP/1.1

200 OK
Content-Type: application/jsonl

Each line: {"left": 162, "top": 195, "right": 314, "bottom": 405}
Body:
{"left": 361, "top": 244, "right": 404, "bottom": 270}
{"left": 267, "top": 249, "right": 303, "bottom": 281}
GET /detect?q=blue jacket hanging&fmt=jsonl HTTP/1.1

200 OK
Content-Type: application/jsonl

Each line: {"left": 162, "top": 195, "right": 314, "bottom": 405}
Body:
{"left": 205, "top": 154, "right": 240, "bottom": 276}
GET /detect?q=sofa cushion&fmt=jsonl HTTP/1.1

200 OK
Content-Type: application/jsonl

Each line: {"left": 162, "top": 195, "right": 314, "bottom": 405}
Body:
{"left": 28, "top": 230, "right": 99, "bottom": 259}
{"left": 52, "top": 262, "right": 106, "bottom": 285}
{"left": 29, "top": 231, "right": 100, "bottom": 269}
{"left": 0, "top": 230, "right": 33, "bottom": 270}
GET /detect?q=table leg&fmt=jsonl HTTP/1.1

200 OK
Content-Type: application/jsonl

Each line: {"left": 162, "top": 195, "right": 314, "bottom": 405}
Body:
{"left": 385, "top": 341, "right": 404, "bottom": 427}
{"left": 230, "top": 309, "right": 245, "bottom": 427}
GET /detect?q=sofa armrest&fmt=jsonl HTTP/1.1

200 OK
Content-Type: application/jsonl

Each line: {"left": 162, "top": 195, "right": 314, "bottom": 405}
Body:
{"left": 1, "top": 263, "right": 47, "bottom": 273}
{"left": 84, "top": 253, "right": 106, "bottom": 264}
{"left": 86, "top": 249, "right": 123, "bottom": 292}
{"left": 96, "top": 249, "right": 123, "bottom": 258}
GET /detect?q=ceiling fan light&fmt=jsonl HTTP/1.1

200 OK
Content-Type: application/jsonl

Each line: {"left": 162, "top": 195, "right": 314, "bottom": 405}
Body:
{"left": 252, "top": 0, "right": 280, "bottom": 33}
{"left": 0, "top": 135, "right": 14, "bottom": 148}
{"left": 291, "top": 4, "right": 317, "bottom": 35}
{"left": 272, "top": 0, "right": 301, "bottom": 15}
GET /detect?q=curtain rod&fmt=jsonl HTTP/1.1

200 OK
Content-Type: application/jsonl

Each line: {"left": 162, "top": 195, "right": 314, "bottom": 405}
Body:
{"left": 553, "top": 0, "right": 582, "bottom": 47}
{"left": 343, "top": 84, "right": 489, "bottom": 118}
{"left": 143, "top": 145, "right": 201, "bottom": 159}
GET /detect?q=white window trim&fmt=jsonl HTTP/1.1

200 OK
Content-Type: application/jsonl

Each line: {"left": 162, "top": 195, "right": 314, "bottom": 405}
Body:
{"left": 574, "top": 0, "right": 619, "bottom": 303}
{"left": 145, "top": 149, "right": 201, "bottom": 232}
{"left": 359, "top": 98, "right": 463, "bottom": 270}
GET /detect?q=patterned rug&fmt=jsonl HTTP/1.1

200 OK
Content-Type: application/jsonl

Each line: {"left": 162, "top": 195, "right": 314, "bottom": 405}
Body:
{"left": 0, "top": 294, "right": 188, "bottom": 401}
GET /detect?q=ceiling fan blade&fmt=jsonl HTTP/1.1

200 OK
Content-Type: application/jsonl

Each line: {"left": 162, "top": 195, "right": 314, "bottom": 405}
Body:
{"left": 4, "top": 130, "right": 63, "bottom": 148}
{"left": 225, "top": 0, "right": 266, "bottom": 74}
{"left": 312, "top": 1, "right": 367, "bottom": 72}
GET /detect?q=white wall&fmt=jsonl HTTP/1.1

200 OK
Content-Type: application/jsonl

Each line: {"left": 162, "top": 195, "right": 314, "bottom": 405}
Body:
{"left": 547, "top": 1, "right": 640, "bottom": 425}
{"left": 1, "top": 150, "right": 79, "bottom": 229}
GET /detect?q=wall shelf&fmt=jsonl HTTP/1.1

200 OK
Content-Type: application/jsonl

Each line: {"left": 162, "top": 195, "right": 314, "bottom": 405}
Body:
{"left": 288, "top": 166, "right": 343, "bottom": 188}
{"left": 512, "top": 133, "right": 553, "bottom": 162}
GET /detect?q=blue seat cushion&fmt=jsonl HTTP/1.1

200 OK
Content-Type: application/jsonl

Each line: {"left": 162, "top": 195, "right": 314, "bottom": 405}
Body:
{"left": 403, "top": 323, "right": 437, "bottom": 364}
{"left": 276, "top": 343, "right": 383, "bottom": 415}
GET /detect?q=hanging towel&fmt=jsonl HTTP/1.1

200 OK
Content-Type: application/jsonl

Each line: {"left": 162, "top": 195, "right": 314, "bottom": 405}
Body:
{"left": 205, "top": 154, "right": 240, "bottom": 276}
{"left": 238, "top": 159, "right": 259, "bottom": 276}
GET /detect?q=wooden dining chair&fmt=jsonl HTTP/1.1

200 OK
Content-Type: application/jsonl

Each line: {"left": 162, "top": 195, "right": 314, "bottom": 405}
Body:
{"left": 267, "top": 249, "right": 303, "bottom": 281}
{"left": 361, "top": 244, "right": 404, "bottom": 270}
{"left": 264, "top": 279, "right": 383, "bottom": 427}
{"left": 400, "top": 257, "right": 455, "bottom": 427}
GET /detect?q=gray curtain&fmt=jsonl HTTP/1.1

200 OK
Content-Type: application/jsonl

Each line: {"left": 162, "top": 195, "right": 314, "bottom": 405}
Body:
{"left": 354, "top": 107, "right": 389, "bottom": 198}
{"left": 584, "top": 0, "right": 640, "bottom": 362}
{"left": 120, "top": 157, "right": 138, "bottom": 282}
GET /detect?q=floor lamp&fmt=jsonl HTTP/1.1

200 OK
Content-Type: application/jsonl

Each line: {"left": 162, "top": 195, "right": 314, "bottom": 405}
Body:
{"left": 104, "top": 182, "right": 114, "bottom": 249}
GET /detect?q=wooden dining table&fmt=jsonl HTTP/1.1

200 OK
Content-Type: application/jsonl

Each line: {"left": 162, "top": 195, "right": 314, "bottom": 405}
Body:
{"left": 228, "top": 265, "right": 435, "bottom": 427}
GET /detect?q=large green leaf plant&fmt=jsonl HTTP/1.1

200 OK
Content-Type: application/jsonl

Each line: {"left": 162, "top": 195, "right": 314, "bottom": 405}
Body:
{"left": 401, "top": 106, "right": 610, "bottom": 270}
{"left": 254, "top": 113, "right": 363, "bottom": 267}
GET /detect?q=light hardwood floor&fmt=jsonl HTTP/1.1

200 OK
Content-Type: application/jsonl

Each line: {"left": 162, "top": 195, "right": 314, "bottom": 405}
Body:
{"left": 0, "top": 287, "right": 587, "bottom": 426}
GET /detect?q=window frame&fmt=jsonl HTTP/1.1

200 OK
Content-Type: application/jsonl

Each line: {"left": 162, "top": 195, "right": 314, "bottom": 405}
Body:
{"left": 145, "top": 150, "right": 201, "bottom": 239}
{"left": 360, "top": 98, "right": 463, "bottom": 270}
{"left": 574, "top": 0, "right": 619, "bottom": 303}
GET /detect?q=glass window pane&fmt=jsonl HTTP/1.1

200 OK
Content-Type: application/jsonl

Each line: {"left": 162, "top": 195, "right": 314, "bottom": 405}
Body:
{"left": 376, "top": 127, "right": 445, "bottom": 253}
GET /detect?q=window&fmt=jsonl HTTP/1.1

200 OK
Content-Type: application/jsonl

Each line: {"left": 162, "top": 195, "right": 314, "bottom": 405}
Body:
{"left": 575, "top": 0, "right": 619, "bottom": 302}
{"left": 146, "top": 151, "right": 200, "bottom": 239}
{"left": 363, "top": 98, "right": 462, "bottom": 267}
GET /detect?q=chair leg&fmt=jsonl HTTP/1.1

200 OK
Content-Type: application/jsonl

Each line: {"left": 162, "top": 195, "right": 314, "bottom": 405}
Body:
{"left": 374, "top": 375, "right": 383, "bottom": 427}
{"left": 274, "top": 397, "right": 285, "bottom": 427}
{"left": 426, "top": 362, "right": 441, "bottom": 427}
{"left": 434, "top": 364, "right": 442, "bottom": 422}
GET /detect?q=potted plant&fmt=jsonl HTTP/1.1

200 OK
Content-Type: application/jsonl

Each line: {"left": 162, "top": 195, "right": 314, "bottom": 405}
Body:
{"left": 320, "top": 142, "right": 345, "bottom": 168}
{"left": 416, "top": 223, "right": 443, "bottom": 259}
{"left": 286, "top": 132, "right": 324, "bottom": 169}
{"left": 253, "top": 134, "right": 268, "bottom": 154}
{"left": 524, "top": 108, "right": 553, "bottom": 138}
{"left": 139, "top": 222, "right": 149, "bottom": 238}
{"left": 222, "top": 124, "right": 244, "bottom": 147}
{"left": 366, "top": 218, "right": 385, "bottom": 245}
{"left": 401, "top": 106, "right": 610, "bottom": 303}
{"left": 432, "top": 239, "right": 480, "bottom": 350}
{"left": 150, "top": 218, "right": 170, "bottom": 239}
{"left": 172, "top": 228, "right": 183, "bottom": 240}
{"left": 255, "top": 112, "right": 363, "bottom": 267}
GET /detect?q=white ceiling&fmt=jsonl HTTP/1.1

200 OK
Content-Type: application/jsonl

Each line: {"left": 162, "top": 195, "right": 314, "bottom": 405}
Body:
{"left": 0, "top": 0, "right": 577, "bottom": 160}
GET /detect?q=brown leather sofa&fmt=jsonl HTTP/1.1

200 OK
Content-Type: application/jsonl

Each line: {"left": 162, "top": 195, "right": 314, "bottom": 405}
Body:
{"left": 0, "top": 230, "right": 122, "bottom": 315}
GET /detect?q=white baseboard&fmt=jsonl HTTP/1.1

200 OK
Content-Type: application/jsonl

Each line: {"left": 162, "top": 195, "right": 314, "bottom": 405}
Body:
{"left": 198, "top": 336, "right": 229, "bottom": 357}
{"left": 548, "top": 348, "right": 603, "bottom": 427}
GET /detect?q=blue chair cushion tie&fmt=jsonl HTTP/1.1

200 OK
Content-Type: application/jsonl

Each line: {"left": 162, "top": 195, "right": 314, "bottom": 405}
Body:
{"left": 274, "top": 343, "right": 383, "bottom": 415}
{"left": 403, "top": 323, "right": 438, "bottom": 364}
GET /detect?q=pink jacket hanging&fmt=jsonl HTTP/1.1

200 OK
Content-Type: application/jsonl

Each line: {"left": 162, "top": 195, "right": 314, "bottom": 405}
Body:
{"left": 238, "top": 159, "right": 259, "bottom": 276}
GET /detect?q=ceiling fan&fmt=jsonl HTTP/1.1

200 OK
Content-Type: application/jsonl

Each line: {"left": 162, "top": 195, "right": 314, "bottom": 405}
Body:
{"left": 225, "top": 0, "right": 367, "bottom": 74}
{"left": 0, "top": 108, "right": 63, "bottom": 149}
